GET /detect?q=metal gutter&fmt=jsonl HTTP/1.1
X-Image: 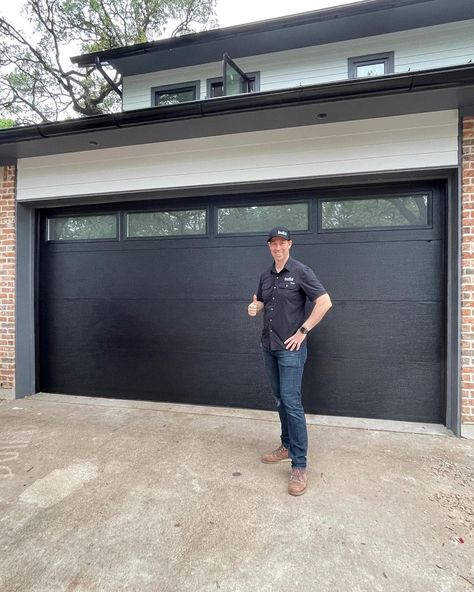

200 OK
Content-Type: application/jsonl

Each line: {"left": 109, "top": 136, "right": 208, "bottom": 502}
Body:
{"left": 1, "top": 64, "right": 474, "bottom": 144}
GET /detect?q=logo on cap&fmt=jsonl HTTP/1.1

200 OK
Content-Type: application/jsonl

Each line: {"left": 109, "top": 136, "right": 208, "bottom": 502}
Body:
{"left": 267, "top": 226, "right": 291, "bottom": 242}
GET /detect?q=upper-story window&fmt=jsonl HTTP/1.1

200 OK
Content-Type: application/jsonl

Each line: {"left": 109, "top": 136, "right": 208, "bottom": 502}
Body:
{"left": 222, "top": 53, "right": 259, "bottom": 96}
{"left": 152, "top": 81, "right": 201, "bottom": 106}
{"left": 348, "top": 52, "right": 395, "bottom": 79}
{"left": 150, "top": 54, "right": 260, "bottom": 107}
{"left": 207, "top": 71, "right": 260, "bottom": 98}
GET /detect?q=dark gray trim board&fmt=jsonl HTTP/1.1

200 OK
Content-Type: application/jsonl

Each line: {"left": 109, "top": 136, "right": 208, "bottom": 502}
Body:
{"left": 70, "top": 0, "right": 474, "bottom": 75}
{"left": 15, "top": 203, "right": 37, "bottom": 398}
{"left": 461, "top": 105, "right": 474, "bottom": 117}
{"left": 445, "top": 170, "right": 461, "bottom": 435}
{"left": 2, "top": 64, "right": 474, "bottom": 164}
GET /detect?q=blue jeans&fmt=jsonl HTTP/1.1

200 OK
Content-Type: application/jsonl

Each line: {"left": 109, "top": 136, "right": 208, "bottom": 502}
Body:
{"left": 262, "top": 346, "right": 308, "bottom": 468}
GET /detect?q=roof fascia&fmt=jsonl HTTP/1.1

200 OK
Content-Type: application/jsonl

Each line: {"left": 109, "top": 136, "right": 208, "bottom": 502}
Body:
{"left": 71, "top": 0, "right": 474, "bottom": 76}
{"left": 1, "top": 64, "right": 474, "bottom": 164}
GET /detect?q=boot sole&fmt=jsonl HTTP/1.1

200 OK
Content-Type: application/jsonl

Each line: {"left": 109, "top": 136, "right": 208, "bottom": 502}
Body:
{"left": 261, "top": 458, "right": 291, "bottom": 464}
{"left": 288, "top": 487, "right": 307, "bottom": 496}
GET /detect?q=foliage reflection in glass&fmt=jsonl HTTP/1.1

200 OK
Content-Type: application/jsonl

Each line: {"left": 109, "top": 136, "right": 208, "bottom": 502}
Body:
{"left": 49, "top": 215, "right": 117, "bottom": 240}
{"left": 127, "top": 210, "right": 206, "bottom": 237}
{"left": 321, "top": 195, "right": 429, "bottom": 230}
{"left": 218, "top": 203, "right": 308, "bottom": 234}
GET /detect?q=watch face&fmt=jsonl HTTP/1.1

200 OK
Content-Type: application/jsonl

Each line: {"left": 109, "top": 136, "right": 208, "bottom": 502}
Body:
{"left": 299, "top": 326, "right": 308, "bottom": 335}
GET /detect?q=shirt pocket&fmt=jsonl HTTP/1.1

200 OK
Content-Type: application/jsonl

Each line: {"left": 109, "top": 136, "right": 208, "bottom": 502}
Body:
{"left": 279, "top": 282, "right": 298, "bottom": 290}
{"left": 278, "top": 282, "right": 300, "bottom": 300}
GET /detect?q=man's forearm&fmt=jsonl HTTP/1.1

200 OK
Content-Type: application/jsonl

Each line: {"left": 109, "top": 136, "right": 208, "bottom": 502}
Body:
{"left": 303, "top": 294, "right": 332, "bottom": 331}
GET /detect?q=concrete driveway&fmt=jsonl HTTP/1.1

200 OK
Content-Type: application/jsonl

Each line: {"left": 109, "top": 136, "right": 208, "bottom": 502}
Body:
{"left": 0, "top": 394, "right": 473, "bottom": 592}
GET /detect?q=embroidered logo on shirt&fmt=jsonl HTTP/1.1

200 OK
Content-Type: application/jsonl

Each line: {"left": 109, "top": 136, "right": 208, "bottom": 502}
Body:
{"left": 284, "top": 276, "right": 294, "bottom": 282}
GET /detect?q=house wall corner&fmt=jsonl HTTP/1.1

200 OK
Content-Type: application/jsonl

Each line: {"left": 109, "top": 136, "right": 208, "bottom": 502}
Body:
{"left": 0, "top": 165, "right": 16, "bottom": 400}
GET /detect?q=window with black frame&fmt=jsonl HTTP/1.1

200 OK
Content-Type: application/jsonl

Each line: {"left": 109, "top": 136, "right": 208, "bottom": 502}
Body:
{"left": 152, "top": 81, "right": 200, "bottom": 106}
{"left": 320, "top": 193, "right": 430, "bottom": 231}
{"left": 207, "top": 70, "right": 259, "bottom": 98}
{"left": 222, "top": 54, "right": 259, "bottom": 96}
{"left": 348, "top": 52, "right": 395, "bottom": 79}
{"left": 48, "top": 214, "right": 118, "bottom": 241}
{"left": 217, "top": 202, "right": 309, "bottom": 235}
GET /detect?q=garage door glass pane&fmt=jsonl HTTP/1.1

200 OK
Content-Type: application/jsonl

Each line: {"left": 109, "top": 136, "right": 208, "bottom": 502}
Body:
{"left": 48, "top": 215, "right": 117, "bottom": 240}
{"left": 218, "top": 203, "right": 308, "bottom": 234}
{"left": 127, "top": 210, "right": 207, "bottom": 237}
{"left": 321, "top": 195, "right": 429, "bottom": 230}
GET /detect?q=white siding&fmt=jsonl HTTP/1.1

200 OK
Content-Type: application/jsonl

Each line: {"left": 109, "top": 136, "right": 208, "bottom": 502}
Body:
{"left": 123, "top": 19, "right": 474, "bottom": 111}
{"left": 17, "top": 111, "right": 458, "bottom": 202}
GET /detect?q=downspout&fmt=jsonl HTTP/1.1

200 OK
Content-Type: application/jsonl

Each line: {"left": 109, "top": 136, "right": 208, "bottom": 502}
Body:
{"left": 94, "top": 57, "right": 123, "bottom": 98}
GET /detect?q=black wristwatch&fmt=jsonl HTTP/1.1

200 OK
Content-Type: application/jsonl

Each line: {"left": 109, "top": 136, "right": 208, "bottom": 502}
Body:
{"left": 299, "top": 325, "right": 309, "bottom": 335}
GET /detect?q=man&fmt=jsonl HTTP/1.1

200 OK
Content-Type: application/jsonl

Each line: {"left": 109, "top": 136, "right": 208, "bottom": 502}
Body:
{"left": 248, "top": 227, "right": 332, "bottom": 496}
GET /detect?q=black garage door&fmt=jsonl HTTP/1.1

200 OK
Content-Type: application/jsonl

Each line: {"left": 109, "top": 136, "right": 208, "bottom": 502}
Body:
{"left": 39, "top": 182, "right": 445, "bottom": 423}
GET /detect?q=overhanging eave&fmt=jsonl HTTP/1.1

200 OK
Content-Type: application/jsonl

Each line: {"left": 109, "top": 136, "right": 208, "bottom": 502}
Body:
{"left": 1, "top": 64, "right": 474, "bottom": 165}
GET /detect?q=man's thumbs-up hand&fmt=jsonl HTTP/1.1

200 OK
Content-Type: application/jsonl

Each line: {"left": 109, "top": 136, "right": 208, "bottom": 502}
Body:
{"left": 248, "top": 294, "right": 260, "bottom": 317}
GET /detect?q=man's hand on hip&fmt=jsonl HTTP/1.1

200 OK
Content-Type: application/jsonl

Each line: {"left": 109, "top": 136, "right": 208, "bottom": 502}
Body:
{"left": 284, "top": 332, "right": 307, "bottom": 351}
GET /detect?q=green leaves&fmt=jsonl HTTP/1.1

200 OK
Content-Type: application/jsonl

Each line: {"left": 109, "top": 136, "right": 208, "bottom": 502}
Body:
{"left": 0, "top": 118, "right": 15, "bottom": 128}
{"left": 0, "top": 0, "right": 217, "bottom": 125}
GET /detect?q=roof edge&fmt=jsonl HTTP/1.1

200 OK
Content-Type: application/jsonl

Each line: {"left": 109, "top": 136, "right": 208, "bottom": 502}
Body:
{"left": 71, "top": 0, "right": 434, "bottom": 67}
{"left": 2, "top": 63, "right": 474, "bottom": 147}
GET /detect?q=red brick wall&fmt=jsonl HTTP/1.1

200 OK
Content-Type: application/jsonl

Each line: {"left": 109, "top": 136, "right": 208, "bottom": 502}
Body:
{"left": 0, "top": 165, "right": 15, "bottom": 397}
{"left": 461, "top": 115, "right": 474, "bottom": 424}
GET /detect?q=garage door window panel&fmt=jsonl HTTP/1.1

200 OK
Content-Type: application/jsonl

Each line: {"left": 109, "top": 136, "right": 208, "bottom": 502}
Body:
{"left": 217, "top": 202, "right": 309, "bottom": 235}
{"left": 320, "top": 194, "right": 431, "bottom": 231}
{"left": 127, "top": 209, "right": 207, "bottom": 238}
{"left": 48, "top": 214, "right": 118, "bottom": 241}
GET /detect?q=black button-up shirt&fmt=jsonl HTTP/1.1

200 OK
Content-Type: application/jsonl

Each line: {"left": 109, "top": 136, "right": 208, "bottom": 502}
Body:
{"left": 257, "top": 257, "right": 327, "bottom": 351}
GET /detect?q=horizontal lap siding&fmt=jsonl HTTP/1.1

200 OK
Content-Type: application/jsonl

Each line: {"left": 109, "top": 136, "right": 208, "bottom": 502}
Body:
{"left": 17, "top": 111, "right": 458, "bottom": 201}
{"left": 122, "top": 20, "right": 474, "bottom": 110}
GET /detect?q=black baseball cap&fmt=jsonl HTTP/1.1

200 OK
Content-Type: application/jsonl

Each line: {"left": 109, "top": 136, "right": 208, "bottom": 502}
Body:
{"left": 267, "top": 227, "right": 291, "bottom": 242}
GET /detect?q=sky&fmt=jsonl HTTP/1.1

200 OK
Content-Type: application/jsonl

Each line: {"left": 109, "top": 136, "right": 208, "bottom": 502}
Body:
{"left": 0, "top": 0, "right": 364, "bottom": 70}
{"left": 216, "top": 0, "right": 362, "bottom": 27}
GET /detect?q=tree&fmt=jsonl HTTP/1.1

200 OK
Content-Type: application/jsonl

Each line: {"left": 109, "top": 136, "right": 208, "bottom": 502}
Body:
{"left": 0, "top": 118, "right": 15, "bottom": 128}
{"left": 0, "top": 0, "right": 217, "bottom": 125}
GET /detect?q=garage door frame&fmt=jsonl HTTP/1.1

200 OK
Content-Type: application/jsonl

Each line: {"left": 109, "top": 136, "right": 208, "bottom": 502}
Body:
{"left": 15, "top": 169, "right": 461, "bottom": 433}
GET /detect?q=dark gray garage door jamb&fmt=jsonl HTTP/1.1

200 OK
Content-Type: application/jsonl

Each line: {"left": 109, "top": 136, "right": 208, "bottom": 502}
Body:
{"left": 445, "top": 170, "right": 461, "bottom": 435}
{"left": 15, "top": 202, "right": 37, "bottom": 398}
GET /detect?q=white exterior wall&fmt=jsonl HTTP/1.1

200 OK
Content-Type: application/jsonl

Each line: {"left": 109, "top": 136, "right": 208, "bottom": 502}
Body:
{"left": 123, "top": 20, "right": 474, "bottom": 111}
{"left": 17, "top": 110, "right": 458, "bottom": 202}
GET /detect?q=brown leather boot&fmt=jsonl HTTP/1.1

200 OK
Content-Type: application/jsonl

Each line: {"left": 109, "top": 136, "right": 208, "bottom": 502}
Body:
{"left": 261, "top": 444, "right": 290, "bottom": 464}
{"left": 288, "top": 467, "right": 308, "bottom": 496}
